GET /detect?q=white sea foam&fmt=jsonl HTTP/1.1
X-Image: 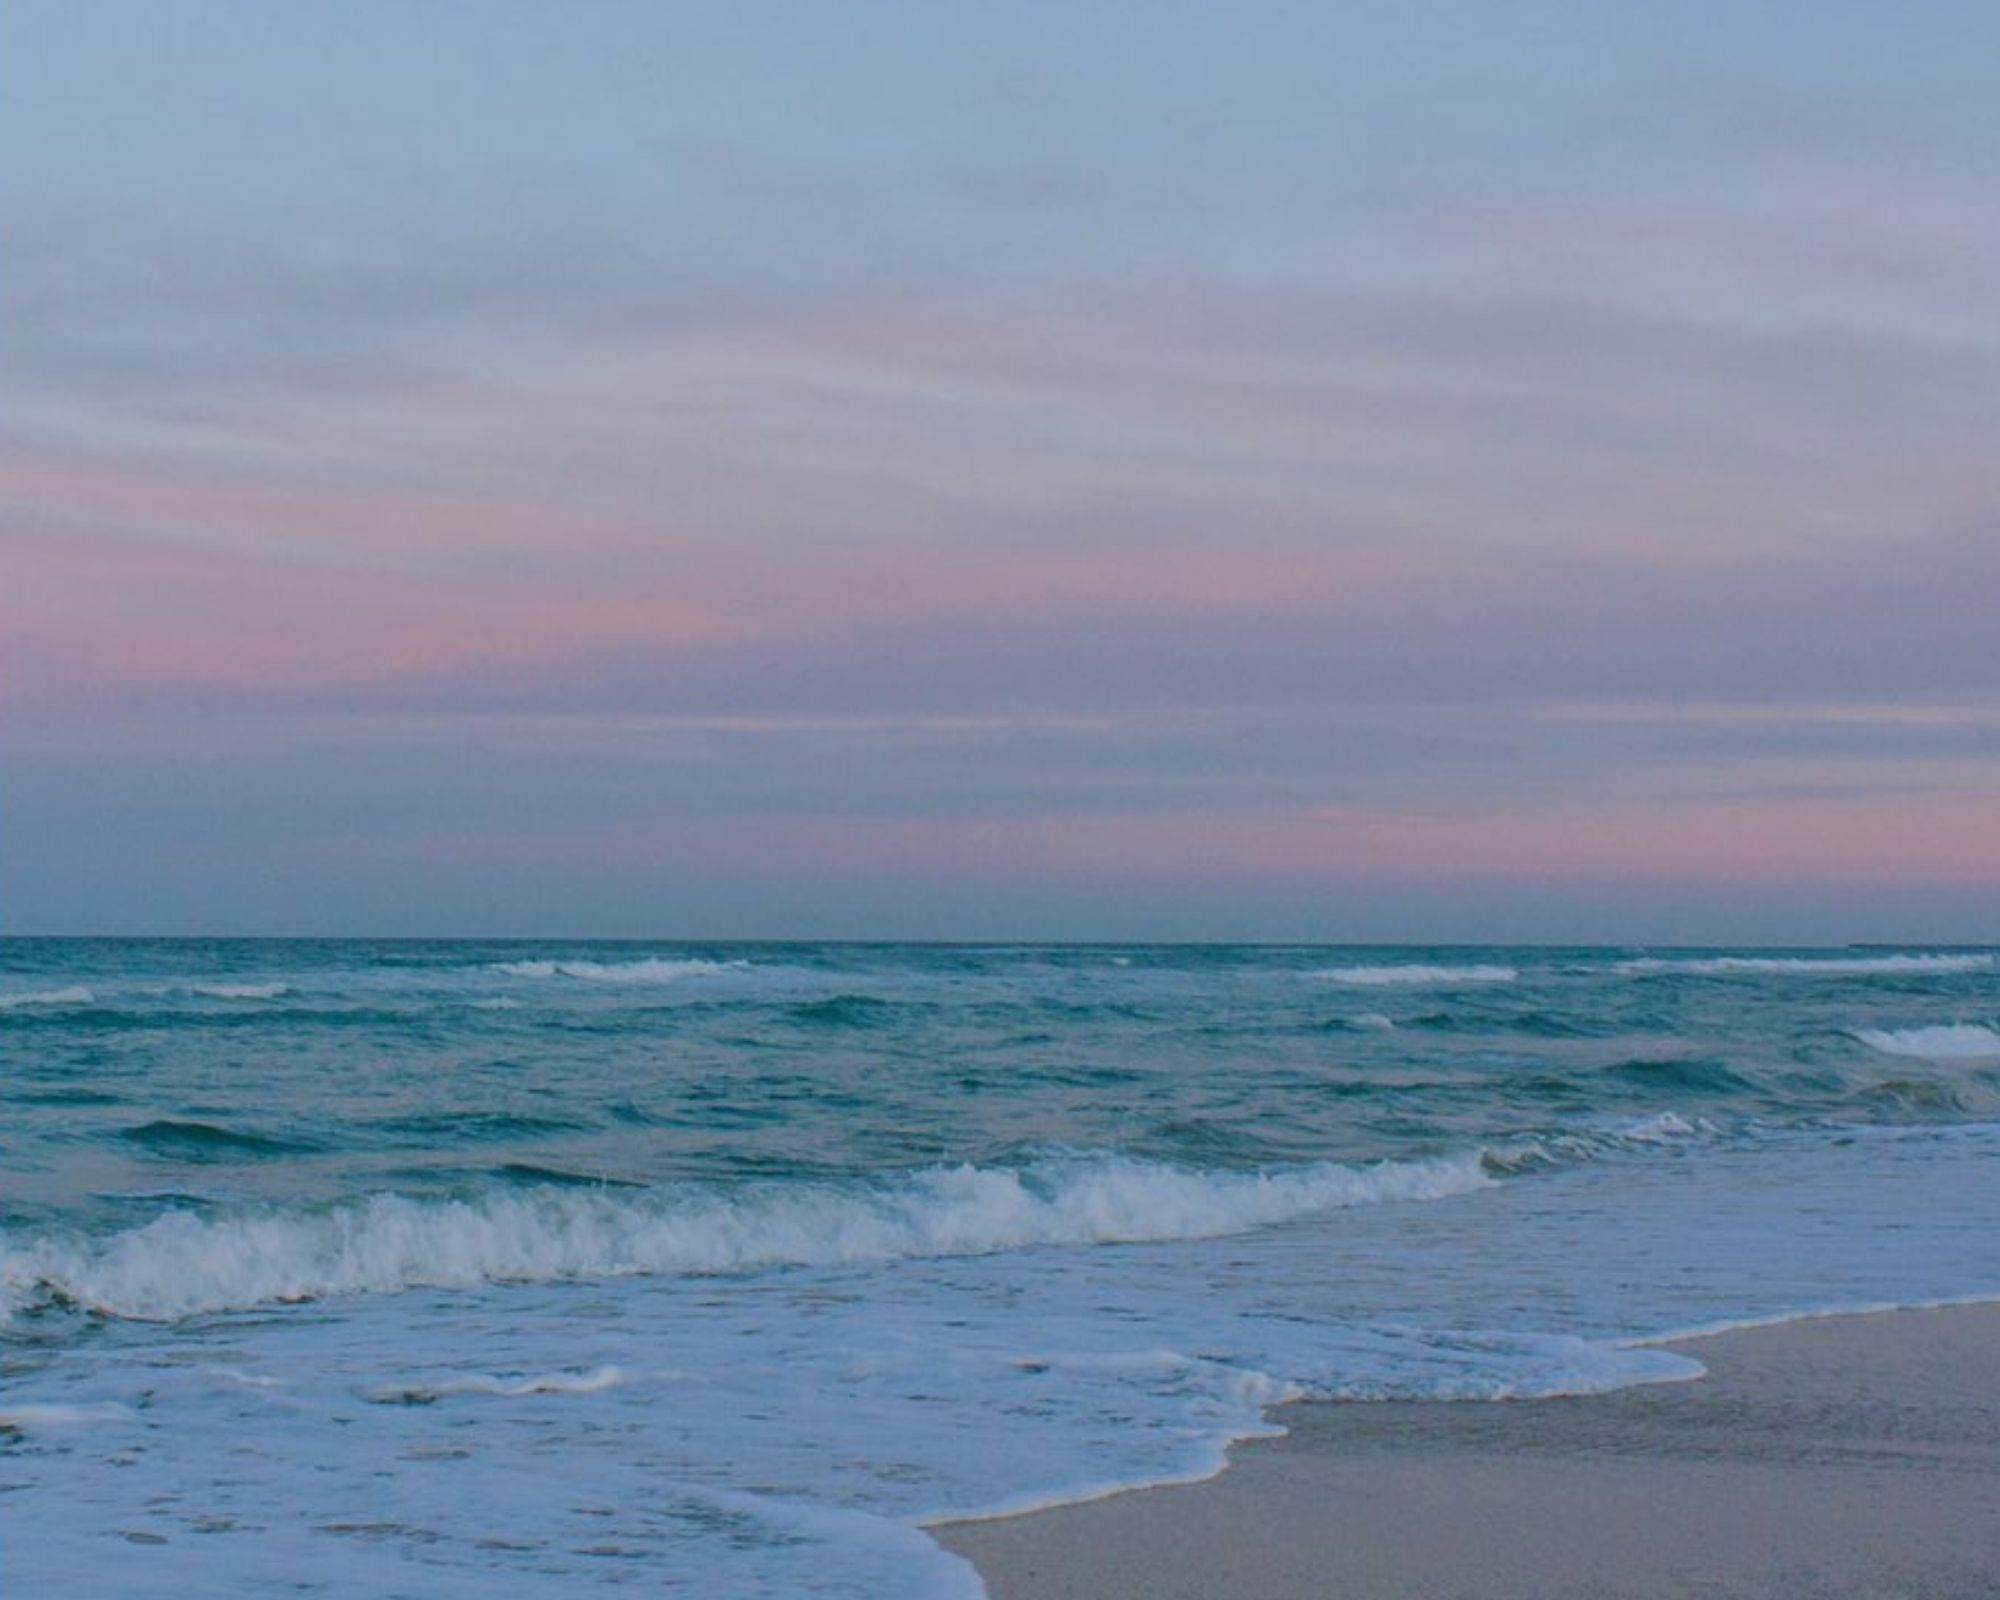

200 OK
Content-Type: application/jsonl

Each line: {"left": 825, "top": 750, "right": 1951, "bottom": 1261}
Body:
{"left": 1314, "top": 964, "right": 1517, "bottom": 986}
{"left": 0, "top": 985, "right": 94, "bottom": 1010}
{"left": 367, "top": 1365, "right": 633, "bottom": 1404}
{"left": 1298, "top": 1327, "right": 1703, "bottom": 1401}
{"left": 1614, "top": 1112, "right": 1702, "bottom": 1143}
{"left": 1481, "top": 1112, "right": 1714, "bottom": 1174}
{"left": 2, "top": 1154, "right": 1492, "bottom": 1322}
{"left": 492, "top": 958, "right": 751, "bottom": 982}
{"left": 1348, "top": 1013, "right": 1397, "bottom": 1030}
{"left": 1852, "top": 1024, "right": 2000, "bottom": 1060}
{"left": 0, "top": 1402, "right": 131, "bottom": 1429}
{"left": 190, "top": 982, "right": 290, "bottom": 1000}
{"left": 1621, "top": 954, "right": 1992, "bottom": 977}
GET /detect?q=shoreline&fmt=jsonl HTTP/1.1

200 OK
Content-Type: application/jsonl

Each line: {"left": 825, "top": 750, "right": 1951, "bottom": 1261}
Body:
{"left": 933, "top": 1301, "right": 2000, "bottom": 1599}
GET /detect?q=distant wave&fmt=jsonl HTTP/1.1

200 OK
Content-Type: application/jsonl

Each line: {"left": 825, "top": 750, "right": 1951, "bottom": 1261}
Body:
{"left": 1313, "top": 964, "right": 1517, "bottom": 986}
{"left": 366, "top": 1365, "right": 632, "bottom": 1405}
{"left": 491, "top": 958, "right": 751, "bottom": 983}
{"left": 1621, "top": 954, "right": 1992, "bottom": 977}
{"left": 189, "top": 982, "right": 289, "bottom": 1001}
{"left": 0, "top": 986, "right": 94, "bottom": 1011}
{"left": 1852, "top": 1025, "right": 2000, "bottom": 1060}
{"left": 3, "top": 1153, "right": 1492, "bottom": 1322}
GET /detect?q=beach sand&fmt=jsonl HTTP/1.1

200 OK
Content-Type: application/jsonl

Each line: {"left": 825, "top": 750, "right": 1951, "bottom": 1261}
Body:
{"left": 934, "top": 1303, "right": 2000, "bottom": 1599}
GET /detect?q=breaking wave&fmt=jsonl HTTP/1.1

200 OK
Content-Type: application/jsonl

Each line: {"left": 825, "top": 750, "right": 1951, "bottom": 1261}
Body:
{"left": 1, "top": 1153, "right": 1491, "bottom": 1322}
{"left": 189, "top": 982, "right": 289, "bottom": 1001}
{"left": 1313, "top": 964, "right": 1518, "bottom": 986}
{"left": 490, "top": 958, "right": 752, "bottom": 983}
{"left": 1852, "top": 1025, "right": 2000, "bottom": 1060}
{"left": 1621, "top": 954, "right": 1992, "bottom": 977}
{"left": 0, "top": 986, "right": 94, "bottom": 1011}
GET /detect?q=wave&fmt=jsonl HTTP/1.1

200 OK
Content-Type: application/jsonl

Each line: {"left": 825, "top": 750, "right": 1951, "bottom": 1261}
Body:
{"left": 1477, "top": 1111, "right": 1716, "bottom": 1174}
{"left": 1312, "top": 964, "right": 1517, "bottom": 986}
{"left": 785, "top": 994, "right": 897, "bottom": 1027}
{"left": 118, "top": 1120, "right": 318, "bottom": 1160}
{"left": 189, "top": 982, "right": 289, "bottom": 1001}
{"left": 491, "top": 958, "right": 751, "bottom": 983}
{"left": 1603, "top": 1056, "right": 1756, "bottom": 1095}
{"left": 1, "top": 1153, "right": 1492, "bottom": 1322}
{"left": 1852, "top": 1025, "right": 2000, "bottom": 1060}
{"left": 5, "top": 1087, "right": 128, "bottom": 1107}
{"left": 1621, "top": 954, "right": 1992, "bottom": 977}
{"left": 1853, "top": 1078, "right": 1970, "bottom": 1112}
{"left": 493, "top": 1162, "right": 645, "bottom": 1188}
{"left": 368, "top": 1110, "right": 588, "bottom": 1142}
{"left": 366, "top": 1365, "right": 633, "bottom": 1405}
{"left": 0, "top": 986, "right": 94, "bottom": 1011}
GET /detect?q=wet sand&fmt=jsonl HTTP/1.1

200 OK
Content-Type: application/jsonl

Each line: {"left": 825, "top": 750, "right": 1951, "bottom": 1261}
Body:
{"left": 934, "top": 1303, "right": 2000, "bottom": 1599}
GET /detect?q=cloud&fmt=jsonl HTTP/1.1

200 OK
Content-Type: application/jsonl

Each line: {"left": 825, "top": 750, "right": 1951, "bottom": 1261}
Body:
{"left": 7, "top": 49, "right": 1999, "bottom": 932}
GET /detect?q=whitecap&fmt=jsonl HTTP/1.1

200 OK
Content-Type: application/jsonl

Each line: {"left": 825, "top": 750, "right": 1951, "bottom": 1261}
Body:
{"left": 1613, "top": 1112, "right": 1702, "bottom": 1143}
{"left": 0, "top": 986, "right": 94, "bottom": 1011}
{"left": 1313, "top": 964, "right": 1517, "bottom": 986}
{"left": 190, "top": 982, "right": 290, "bottom": 1001}
{"left": 491, "top": 958, "right": 750, "bottom": 983}
{"left": 1621, "top": 954, "right": 1991, "bottom": 977}
{"left": 1851, "top": 1024, "right": 2000, "bottom": 1060}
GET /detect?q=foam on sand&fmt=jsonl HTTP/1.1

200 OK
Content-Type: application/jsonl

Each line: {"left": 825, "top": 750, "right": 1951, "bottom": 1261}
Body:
{"left": 934, "top": 1304, "right": 2000, "bottom": 1600}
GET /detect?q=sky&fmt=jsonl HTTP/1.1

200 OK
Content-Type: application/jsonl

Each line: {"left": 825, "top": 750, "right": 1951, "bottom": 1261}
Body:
{"left": 3, "top": 1, "right": 1997, "bottom": 940}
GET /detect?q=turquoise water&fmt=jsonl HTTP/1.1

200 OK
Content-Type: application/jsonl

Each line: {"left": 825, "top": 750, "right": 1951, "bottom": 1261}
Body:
{"left": 5, "top": 941, "right": 2000, "bottom": 1595}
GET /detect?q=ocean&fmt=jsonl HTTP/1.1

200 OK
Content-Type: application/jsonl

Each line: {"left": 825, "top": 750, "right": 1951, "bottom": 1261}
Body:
{"left": 5, "top": 939, "right": 1999, "bottom": 1596}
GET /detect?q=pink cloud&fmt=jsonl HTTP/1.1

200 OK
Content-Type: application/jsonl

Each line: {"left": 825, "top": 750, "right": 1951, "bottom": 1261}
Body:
{"left": 0, "top": 467, "right": 734, "bottom": 712}
{"left": 638, "top": 795, "right": 2000, "bottom": 891}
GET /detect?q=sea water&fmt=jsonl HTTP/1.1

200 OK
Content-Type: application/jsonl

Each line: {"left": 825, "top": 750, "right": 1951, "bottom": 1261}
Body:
{"left": 4, "top": 940, "right": 1999, "bottom": 1596}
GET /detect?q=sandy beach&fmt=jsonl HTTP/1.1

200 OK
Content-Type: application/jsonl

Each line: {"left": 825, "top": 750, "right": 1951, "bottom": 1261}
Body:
{"left": 935, "top": 1302, "right": 2000, "bottom": 1600}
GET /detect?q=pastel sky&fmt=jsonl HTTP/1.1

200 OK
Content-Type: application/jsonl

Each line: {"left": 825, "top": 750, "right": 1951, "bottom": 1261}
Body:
{"left": 4, "top": 2, "right": 1997, "bottom": 939}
